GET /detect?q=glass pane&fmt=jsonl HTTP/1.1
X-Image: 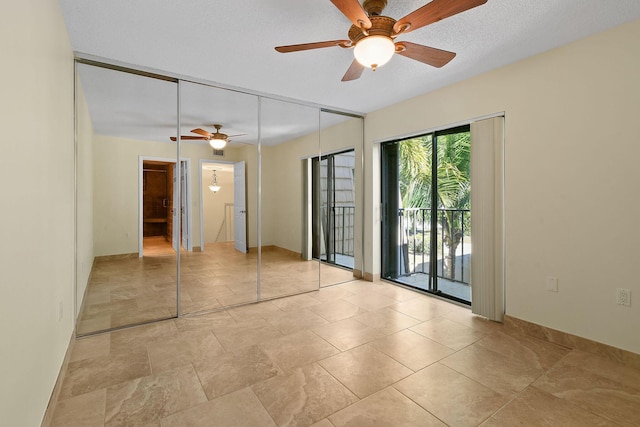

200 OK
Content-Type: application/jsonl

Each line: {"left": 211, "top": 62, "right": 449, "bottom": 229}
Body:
{"left": 259, "top": 98, "right": 320, "bottom": 298}
{"left": 179, "top": 81, "right": 259, "bottom": 312}
{"left": 75, "top": 63, "right": 179, "bottom": 335}
{"left": 435, "top": 129, "right": 471, "bottom": 302}
{"left": 381, "top": 127, "right": 472, "bottom": 305}
{"left": 381, "top": 134, "right": 435, "bottom": 291}
{"left": 318, "top": 113, "right": 363, "bottom": 287}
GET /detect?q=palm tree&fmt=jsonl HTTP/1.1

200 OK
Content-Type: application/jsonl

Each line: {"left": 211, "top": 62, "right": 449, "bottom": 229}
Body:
{"left": 399, "top": 131, "right": 470, "bottom": 280}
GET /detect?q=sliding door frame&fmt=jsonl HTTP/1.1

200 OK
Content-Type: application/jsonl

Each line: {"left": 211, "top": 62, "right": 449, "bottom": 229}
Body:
{"left": 312, "top": 147, "right": 357, "bottom": 270}
{"left": 380, "top": 124, "right": 471, "bottom": 305}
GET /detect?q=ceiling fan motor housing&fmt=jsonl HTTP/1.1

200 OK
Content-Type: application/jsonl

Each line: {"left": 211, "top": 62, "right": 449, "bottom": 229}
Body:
{"left": 348, "top": 15, "right": 396, "bottom": 44}
{"left": 211, "top": 124, "right": 228, "bottom": 141}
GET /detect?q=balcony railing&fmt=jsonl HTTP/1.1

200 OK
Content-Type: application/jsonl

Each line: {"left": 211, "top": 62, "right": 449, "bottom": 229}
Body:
{"left": 399, "top": 207, "right": 471, "bottom": 285}
{"left": 334, "top": 205, "right": 355, "bottom": 257}
{"left": 323, "top": 205, "right": 355, "bottom": 257}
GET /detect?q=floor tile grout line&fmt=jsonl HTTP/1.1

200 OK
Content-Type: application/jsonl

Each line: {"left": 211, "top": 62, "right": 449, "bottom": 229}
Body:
{"left": 388, "top": 384, "right": 452, "bottom": 426}
{"left": 246, "top": 386, "right": 279, "bottom": 427}
{"left": 474, "top": 387, "right": 519, "bottom": 426}
{"left": 308, "top": 328, "right": 349, "bottom": 357}
{"left": 390, "top": 360, "right": 522, "bottom": 427}
{"left": 314, "top": 362, "right": 363, "bottom": 406}
{"left": 532, "top": 350, "right": 640, "bottom": 424}
{"left": 189, "top": 359, "right": 213, "bottom": 402}
{"left": 437, "top": 352, "right": 543, "bottom": 404}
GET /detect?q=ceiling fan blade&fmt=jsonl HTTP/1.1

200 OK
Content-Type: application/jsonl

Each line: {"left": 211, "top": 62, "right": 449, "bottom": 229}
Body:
{"left": 330, "top": 0, "right": 372, "bottom": 30}
{"left": 395, "top": 42, "right": 456, "bottom": 68}
{"left": 394, "top": 0, "right": 487, "bottom": 35}
{"left": 191, "top": 128, "right": 212, "bottom": 137}
{"left": 342, "top": 59, "right": 365, "bottom": 82}
{"left": 170, "top": 135, "right": 208, "bottom": 141}
{"left": 228, "top": 133, "right": 248, "bottom": 138}
{"left": 275, "top": 40, "right": 351, "bottom": 53}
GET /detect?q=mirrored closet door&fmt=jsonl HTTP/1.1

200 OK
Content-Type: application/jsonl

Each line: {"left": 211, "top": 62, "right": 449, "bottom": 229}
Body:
{"left": 178, "top": 81, "right": 259, "bottom": 313}
{"left": 75, "top": 59, "right": 364, "bottom": 335}
{"left": 259, "top": 98, "right": 321, "bottom": 299}
{"left": 75, "top": 63, "right": 179, "bottom": 335}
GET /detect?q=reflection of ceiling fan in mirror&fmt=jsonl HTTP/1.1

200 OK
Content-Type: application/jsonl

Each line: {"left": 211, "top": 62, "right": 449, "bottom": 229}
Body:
{"left": 170, "top": 124, "right": 246, "bottom": 149}
{"left": 275, "top": 0, "right": 487, "bottom": 81}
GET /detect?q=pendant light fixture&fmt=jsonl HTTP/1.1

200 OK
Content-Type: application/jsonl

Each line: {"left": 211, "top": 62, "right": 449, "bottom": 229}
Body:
{"left": 208, "top": 170, "right": 221, "bottom": 193}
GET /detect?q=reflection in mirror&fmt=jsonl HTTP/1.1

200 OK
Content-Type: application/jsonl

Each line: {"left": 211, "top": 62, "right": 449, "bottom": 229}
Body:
{"left": 75, "top": 63, "right": 179, "bottom": 335}
{"left": 179, "top": 81, "right": 259, "bottom": 312}
{"left": 259, "top": 98, "right": 320, "bottom": 298}
{"left": 318, "top": 113, "right": 364, "bottom": 287}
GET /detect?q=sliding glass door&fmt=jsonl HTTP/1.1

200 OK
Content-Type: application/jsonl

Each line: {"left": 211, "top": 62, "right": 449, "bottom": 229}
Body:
{"left": 381, "top": 126, "right": 472, "bottom": 304}
{"left": 312, "top": 149, "right": 356, "bottom": 269}
{"left": 315, "top": 110, "right": 363, "bottom": 287}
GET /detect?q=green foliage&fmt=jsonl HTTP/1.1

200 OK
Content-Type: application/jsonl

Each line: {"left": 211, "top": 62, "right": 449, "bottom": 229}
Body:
{"left": 399, "top": 136, "right": 432, "bottom": 208}
{"left": 399, "top": 131, "right": 470, "bottom": 212}
{"left": 408, "top": 232, "right": 427, "bottom": 253}
{"left": 398, "top": 130, "right": 471, "bottom": 280}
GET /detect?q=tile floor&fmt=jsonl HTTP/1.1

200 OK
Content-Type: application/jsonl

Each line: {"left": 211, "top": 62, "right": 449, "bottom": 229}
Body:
{"left": 78, "top": 241, "right": 354, "bottom": 335}
{"left": 53, "top": 280, "right": 640, "bottom": 426}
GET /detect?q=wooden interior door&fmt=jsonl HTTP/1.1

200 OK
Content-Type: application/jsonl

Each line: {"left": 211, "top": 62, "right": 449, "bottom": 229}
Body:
{"left": 142, "top": 162, "right": 169, "bottom": 237}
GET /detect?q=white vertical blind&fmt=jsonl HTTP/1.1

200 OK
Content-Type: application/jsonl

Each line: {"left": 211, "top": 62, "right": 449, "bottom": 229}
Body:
{"left": 470, "top": 116, "right": 505, "bottom": 321}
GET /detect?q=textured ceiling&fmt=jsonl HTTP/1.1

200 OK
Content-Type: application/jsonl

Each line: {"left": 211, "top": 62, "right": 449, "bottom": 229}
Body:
{"left": 60, "top": 0, "right": 640, "bottom": 114}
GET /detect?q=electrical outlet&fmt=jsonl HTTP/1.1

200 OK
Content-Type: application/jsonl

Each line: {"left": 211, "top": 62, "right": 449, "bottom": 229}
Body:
{"left": 546, "top": 276, "right": 558, "bottom": 292}
{"left": 616, "top": 288, "right": 631, "bottom": 306}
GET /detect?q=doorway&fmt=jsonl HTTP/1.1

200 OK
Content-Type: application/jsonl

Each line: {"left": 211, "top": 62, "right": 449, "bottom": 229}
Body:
{"left": 200, "top": 161, "right": 237, "bottom": 251}
{"left": 312, "top": 149, "right": 356, "bottom": 270}
{"left": 381, "top": 125, "right": 472, "bottom": 304}
{"left": 138, "top": 157, "right": 191, "bottom": 257}
{"left": 142, "top": 161, "right": 173, "bottom": 255}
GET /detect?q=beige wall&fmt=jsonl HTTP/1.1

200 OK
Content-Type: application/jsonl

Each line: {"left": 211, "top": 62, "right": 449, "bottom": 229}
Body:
{"left": 261, "top": 116, "right": 363, "bottom": 257}
{"left": 365, "top": 19, "right": 640, "bottom": 353}
{"left": 92, "top": 135, "right": 216, "bottom": 256}
{"left": 261, "top": 134, "right": 314, "bottom": 252}
{"left": 0, "top": 1, "right": 75, "bottom": 425}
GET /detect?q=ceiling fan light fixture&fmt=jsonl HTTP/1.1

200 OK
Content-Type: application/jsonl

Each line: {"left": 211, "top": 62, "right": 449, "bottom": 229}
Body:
{"left": 353, "top": 35, "right": 395, "bottom": 70}
{"left": 209, "top": 138, "right": 227, "bottom": 150}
